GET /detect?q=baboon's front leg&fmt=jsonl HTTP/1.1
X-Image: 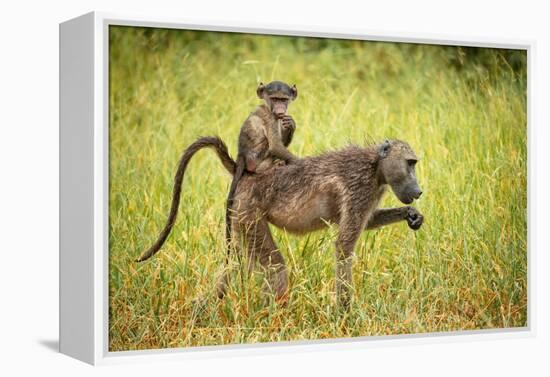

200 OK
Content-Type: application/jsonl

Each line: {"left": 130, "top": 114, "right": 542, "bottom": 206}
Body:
{"left": 245, "top": 220, "right": 288, "bottom": 301}
{"left": 366, "top": 206, "right": 424, "bottom": 230}
{"left": 335, "top": 215, "right": 364, "bottom": 309}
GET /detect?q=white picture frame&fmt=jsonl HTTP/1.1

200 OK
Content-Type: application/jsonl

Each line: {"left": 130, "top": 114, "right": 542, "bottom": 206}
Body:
{"left": 59, "top": 11, "right": 534, "bottom": 365}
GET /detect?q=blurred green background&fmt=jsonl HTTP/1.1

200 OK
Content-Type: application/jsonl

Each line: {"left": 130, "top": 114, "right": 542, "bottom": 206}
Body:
{"left": 108, "top": 26, "right": 527, "bottom": 351}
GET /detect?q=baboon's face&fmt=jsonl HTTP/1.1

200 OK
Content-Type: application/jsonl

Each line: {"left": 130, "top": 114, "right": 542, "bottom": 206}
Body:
{"left": 257, "top": 81, "right": 298, "bottom": 119}
{"left": 379, "top": 141, "right": 423, "bottom": 205}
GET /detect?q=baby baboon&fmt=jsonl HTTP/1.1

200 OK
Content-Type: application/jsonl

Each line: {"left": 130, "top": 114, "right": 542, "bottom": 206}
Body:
{"left": 136, "top": 82, "right": 298, "bottom": 263}
{"left": 137, "top": 136, "right": 424, "bottom": 310}
{"left": 225, "top": 81, "right": 298, "bottom": 251}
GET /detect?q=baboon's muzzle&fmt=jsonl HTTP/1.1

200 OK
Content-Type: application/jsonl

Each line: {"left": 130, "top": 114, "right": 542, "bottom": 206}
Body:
{"left": 411, "top": 187, "right": 423, "bottom": 199}
{"left": 397, "top": 183, "right": 423, "bottom": 204}
{"left": 273, "top": 103, "right": 287, "bottom": 118}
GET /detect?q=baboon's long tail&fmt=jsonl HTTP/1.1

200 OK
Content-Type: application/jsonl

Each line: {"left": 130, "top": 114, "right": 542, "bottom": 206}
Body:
{"left": 136, "top": 136, "right": 236, "bottom": 262}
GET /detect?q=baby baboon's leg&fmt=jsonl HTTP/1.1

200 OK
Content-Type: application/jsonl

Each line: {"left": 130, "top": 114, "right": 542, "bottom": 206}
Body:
{"left": 335, "top": 213, "right": 364, "bottom": 309}
{"left": 244, "top": 219, "right": 288, "bottom": 301}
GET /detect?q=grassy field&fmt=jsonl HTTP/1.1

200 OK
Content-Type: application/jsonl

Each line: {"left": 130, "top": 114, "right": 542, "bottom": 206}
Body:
{"left": 108, "top": 26, "right": 527, "bottom": 351}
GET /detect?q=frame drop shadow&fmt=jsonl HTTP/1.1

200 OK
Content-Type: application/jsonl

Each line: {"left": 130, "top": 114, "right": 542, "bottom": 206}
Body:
{"left": 38, "top": 339, "right": 59, "bottom": 352}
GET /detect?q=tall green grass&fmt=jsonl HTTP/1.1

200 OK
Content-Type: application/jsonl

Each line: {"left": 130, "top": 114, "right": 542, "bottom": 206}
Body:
{"left": 108, "top": 26, "right": 527, "bottom": 351}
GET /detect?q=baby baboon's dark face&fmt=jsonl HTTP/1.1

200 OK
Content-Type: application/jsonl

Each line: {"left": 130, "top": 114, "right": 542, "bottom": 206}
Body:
{"left": 378, "top": 140, "right": 423, "bottom": 205}
{"left": 257, "top": 81, "right": 298, "bottom": 119}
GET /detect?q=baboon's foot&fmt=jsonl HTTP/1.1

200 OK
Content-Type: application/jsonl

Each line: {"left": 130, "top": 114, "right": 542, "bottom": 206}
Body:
{"left": 336, "top": 280, "right": 353, "bottom": 312}
{"left": 261, "top": 289, "right": 289, "bottom": 308}
{"left": 191, "top": 294, "right": 214, "bottom": 317}
{"left": 275, "top": 290, "right": 289, "bottom": 307}
{"left": 337, "top": 296, "right": 352, "bottom": 312}
{"left": 263, "top": 266, "right": 288, "bottom": 305}
{"left": 216, "top": 274, "right": 229, "bottom": 300}
{"left": 191, "top": 296, "right": 207, "bottom": 310}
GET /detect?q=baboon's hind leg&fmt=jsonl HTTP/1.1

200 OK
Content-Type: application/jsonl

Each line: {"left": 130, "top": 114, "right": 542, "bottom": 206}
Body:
{"left": 244, "top": 219, "right": 289, "bottom": 302}
{"left": 217, "top": 217, "right": 242, "bottom": 299}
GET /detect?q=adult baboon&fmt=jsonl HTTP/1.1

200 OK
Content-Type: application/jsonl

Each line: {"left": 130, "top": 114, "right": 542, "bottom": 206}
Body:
{"left": 221, "top": 139, "right": 424, "bottom": 307}
{"left": 137, "top": 136, "right": 424, "bottom": 309}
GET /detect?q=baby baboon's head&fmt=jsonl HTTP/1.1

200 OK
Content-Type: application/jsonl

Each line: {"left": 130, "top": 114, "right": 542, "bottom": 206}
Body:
{"left": 377, "top": 140, "right": 423, "bottom": 204}
{"left": 257, "top": 81, "right": 298, "bottom": 119}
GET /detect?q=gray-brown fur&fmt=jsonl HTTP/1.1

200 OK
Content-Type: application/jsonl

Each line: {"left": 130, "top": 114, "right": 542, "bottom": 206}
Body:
{"left": 226, "top": 81, "right": 298, "bottom": 253}
{"left": 137, "top": 136, "right": 424, "bottom": 309}
{"left": 219, "top": 139, "right": 424, "bottom": 308}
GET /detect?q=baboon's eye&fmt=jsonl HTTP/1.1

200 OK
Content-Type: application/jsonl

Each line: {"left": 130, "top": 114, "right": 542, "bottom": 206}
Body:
{"left": 407, "top": 159, "right": 417, "bottom": 167}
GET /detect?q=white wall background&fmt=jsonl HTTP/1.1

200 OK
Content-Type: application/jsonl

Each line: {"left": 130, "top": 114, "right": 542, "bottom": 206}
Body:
{"left": 0, "top": 0, "right": 548, "bottom": 375}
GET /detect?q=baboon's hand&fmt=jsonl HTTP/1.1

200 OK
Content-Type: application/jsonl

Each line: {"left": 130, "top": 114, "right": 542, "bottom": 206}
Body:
{"left": 281, "top": 115, "right": 296, "bottom": 132}
{"left": 405, "top": 206, "right": 423, "bottom": 230}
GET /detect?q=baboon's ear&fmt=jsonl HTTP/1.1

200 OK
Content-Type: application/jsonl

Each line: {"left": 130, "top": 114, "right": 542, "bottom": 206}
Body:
{"left": 290, "top": 84, "right": 298, "bottom": 100}
{"left": 257, "top": 83, "right": 265, "bottom": 99}
{"left": 379, "top": 140, "right": 391, "bottom": 158}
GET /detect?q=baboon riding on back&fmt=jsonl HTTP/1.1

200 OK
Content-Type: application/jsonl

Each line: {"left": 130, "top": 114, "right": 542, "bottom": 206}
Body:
{"left": 137, "top": 81, "right": 299, "bottom": 263}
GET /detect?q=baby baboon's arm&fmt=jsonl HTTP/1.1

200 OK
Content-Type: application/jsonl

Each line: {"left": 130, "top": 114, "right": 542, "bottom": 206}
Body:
{"left": 266, "top": 119, "right": 297, "bottom": 163}
{"left": 366, "top": 206, "right": 423, "bottom": 230}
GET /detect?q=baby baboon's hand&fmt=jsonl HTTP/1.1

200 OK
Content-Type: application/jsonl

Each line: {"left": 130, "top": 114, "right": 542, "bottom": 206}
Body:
{"left": 405, "top": 206, "right": 424, "bottom": 230}
{"left": 280, "top": 115, "right": 296, "bottom": 148}
{"left": 281, "top": 115, "right": 296, "bottom": 132}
